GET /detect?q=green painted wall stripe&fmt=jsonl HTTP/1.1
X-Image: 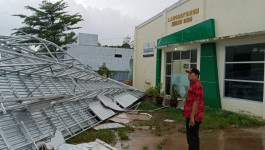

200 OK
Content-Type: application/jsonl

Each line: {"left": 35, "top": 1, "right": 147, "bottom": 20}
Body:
{"left": 156, "top": 49, "right": 162, "bottom": 86}
{"left": 157, "top": 19, "right": 215, "bottom": 46}
{"left": 200, "top": 43, "right": 221, "bottom": 108}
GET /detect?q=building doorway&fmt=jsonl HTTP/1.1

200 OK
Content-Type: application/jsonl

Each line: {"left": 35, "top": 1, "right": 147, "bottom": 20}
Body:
{"left": 165, "top": 50, "right": 197, "bottom": 95}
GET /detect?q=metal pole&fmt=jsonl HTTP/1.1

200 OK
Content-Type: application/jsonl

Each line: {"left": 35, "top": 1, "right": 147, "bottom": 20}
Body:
{"left": 21, "top": 121, "right": 39, "bottom": 150}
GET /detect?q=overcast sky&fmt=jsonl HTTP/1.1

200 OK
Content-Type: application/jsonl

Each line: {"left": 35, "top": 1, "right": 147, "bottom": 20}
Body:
{"left": 0, "top": 0, "right": 177, "bottom": 45}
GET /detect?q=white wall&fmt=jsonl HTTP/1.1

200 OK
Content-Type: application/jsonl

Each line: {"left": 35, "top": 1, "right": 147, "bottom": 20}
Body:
{"left": 133, "top": 13, "right": 166, "bottom": 91}
{"left": 205, "top": 0, "right": 265, "bottom": 37}
{"left": 67, "top": 45, "right": 133, "bottom": 71}
{"left": 78, "top": 33, "right": 98, "bottom": 46}
{"left": 166, "top": 0, "right": 204, "bottom": 35}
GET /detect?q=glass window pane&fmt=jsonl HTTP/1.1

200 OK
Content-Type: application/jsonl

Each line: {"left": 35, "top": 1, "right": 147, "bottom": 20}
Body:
{"left": 173, "top": 51, "right": 180, "bottom": 60}
{"left": 181, "top": 50, "right": 190, "bottom": 59}
{"left": 190, "top": 64, "right": 197, "bottom": 69}
{"left": 225, "top": 81, "right": 263, "bottom": 102}
{"left": 166, "top": 64, "right": 171, "bottom": 75}
{"left": 166, "top": 52, "right": 172, "bottom": 63}
{"left": 166, "top": 76, "right": 171, "bottom": 94}
{"left": 226, "top": 43, "right": 265, "bottom": 62}
{"left": 225, "top": 63, "right": 264, "bottom": 81}
{"left": 191, "top": 50, "right": 197, "bottom": 63}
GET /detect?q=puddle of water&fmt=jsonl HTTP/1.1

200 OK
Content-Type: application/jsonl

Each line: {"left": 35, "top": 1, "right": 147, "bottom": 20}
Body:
{"left": 201, "top": 128, "right": 264, "bottom": 150}
{"left": 117, "top": 126, "right": 265, "bottom": 150}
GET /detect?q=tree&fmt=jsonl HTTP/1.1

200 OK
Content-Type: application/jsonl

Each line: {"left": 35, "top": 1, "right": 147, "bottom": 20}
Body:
{"left": 123, "top": 36, "right": 131, "bottom": 44}
{"left": 121, "top": 36, "right": 132, "bottom": 49}
{"left": 130, "top": 40, "right": 134, "bottom": 49}
{"left": 121, "top": 42, "right": 131, "bottom": 48}
{"left": 12, "top": 0, "right": 83, "bottom": 51}
{"left": 97, "top": 63, "right": 117, "bottom": 78}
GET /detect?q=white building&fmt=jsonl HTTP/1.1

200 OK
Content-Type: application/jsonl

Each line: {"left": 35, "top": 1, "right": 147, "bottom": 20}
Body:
{"left": 66, "top": 33, "right": 134, "bottom": 82}
{"left": 133, "top": 0, "right": 265, "bottom": 118}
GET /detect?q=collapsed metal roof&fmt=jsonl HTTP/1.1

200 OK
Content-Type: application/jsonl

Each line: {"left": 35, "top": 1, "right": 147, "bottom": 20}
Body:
{"left": 0, "top": 35, "right": 144, "bottom": 150}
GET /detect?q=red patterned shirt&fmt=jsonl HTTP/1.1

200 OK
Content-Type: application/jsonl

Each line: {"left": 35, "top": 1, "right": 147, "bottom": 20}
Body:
{"left": 183, "top": 80, "right": 204, "bottom": 122}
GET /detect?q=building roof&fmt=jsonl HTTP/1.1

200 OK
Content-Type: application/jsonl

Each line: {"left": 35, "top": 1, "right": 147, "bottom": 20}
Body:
{"left": 0, "top": 34, "right": 144, "bottom": 149}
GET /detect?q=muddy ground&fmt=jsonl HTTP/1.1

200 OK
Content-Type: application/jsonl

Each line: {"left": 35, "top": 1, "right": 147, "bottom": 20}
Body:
{"left": 115, "top": 125, "right": 265, "bottom": 150}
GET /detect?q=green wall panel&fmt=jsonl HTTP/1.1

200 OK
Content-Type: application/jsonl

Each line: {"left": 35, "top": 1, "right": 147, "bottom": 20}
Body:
{"left": 200, "top": 43, "right": 221, "bottom": 108}
{"left": 156, "top": 49, "right": 162, "bottom": 86}
{"left": 201, "top": 43, "right": 217, "bottom": 57}
{"left": 157, "top": 19, "right": 215, "bottom": 46}
{"left": 200, "top": 57, "right": 218, "bottom": 82}
{"left": 201, "top": 82, "right": 221, "bottom": 108}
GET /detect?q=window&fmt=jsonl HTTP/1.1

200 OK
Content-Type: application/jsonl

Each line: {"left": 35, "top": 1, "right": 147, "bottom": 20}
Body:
{"left": 114, "top": 54, "right": 122, "bottom": 58}
{"left": 165, "top": 49, "right": 197, "bottom": 94}
{"left": 224, "top": 43, "right": 265, "bottom": 102}
{"left": 173, "top": 51, "right": 180, "bottom": 60}
{"left": 181, "top": 51, "right": 190, "bottom": 59}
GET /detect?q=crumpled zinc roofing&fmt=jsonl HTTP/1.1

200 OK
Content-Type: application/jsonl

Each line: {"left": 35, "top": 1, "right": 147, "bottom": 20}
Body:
{"left": 0, "top": 35, "right": 144, "bottom": 150}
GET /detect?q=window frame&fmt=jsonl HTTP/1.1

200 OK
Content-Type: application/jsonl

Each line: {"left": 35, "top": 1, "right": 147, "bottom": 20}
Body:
{"left": 223, "top": 43, "right": 265, "bottom": 102}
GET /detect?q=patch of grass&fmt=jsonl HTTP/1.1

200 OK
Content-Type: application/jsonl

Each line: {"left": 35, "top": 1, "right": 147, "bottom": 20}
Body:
{"left": 162, "top": 107, "right": 185, "bottom": 122}
{"left": 143, "top": 145, "right": 149, "bottom": 150}
{"left": 138, "top": 101, "right": 264, "bottom": 131}
{"left": 131, "top": 121, "right": 152, "bottom": 127}
{"left": 154, "top": 125, "right": 162, "bottom": 136}
{"left": 122, "top": 144, "right": 130, "bottom": 149}
{"left": 66, "top": 129, "right": 116, "bottom": 144}
{"left": 157, "top": 139, "right": 167, "bottom": 150}
{"left": 118, "top": 130, "right": 129, "bottom": 140}
{"left": 138, "top": 101, "right": 159, "bottom": 110}
{"left": 201, "top": 108, "right": 265, "bottom": 129}
{"left": 177, "top": 127, "right": 186, "bottom": 133}
{"left": 116, "top": 125, "right": 134, "bottom": 140}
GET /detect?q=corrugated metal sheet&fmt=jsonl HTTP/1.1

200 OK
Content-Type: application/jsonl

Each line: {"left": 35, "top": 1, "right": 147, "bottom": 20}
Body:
{"left": 89, "top": 101, "right": 115, "bottom": 120}
{"left": 94, "top": 123, "right": 124, "bottom": 130}
{"left": 114, "top": 93, "right": 138, "bottom": 108}
{"left": 98, "top": 95, "right": 123, "bottom": 111}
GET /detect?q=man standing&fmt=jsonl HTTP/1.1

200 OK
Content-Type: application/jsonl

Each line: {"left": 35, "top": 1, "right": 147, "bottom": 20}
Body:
{"left": 183, "top": 68, "right": 204, "bottom": 150}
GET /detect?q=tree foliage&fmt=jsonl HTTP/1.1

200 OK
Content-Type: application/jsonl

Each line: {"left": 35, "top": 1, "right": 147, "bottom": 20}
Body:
{"left": 12, "top": 0, "right": 83, "bottom": 50}
{"left": 121, "top": 42, "right": 131, "bottom": 48}
{"left": 97, "top": 63, "right": 117, "bottom": 78}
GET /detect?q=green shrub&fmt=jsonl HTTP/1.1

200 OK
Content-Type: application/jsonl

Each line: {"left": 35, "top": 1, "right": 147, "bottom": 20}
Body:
{"left": 145, "top": 87, "right": 155, "bottom": 98}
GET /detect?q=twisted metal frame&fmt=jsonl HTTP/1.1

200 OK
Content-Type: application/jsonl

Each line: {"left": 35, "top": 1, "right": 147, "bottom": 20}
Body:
{"left": 0, "top": 35, "right": 144, "bottom": 150}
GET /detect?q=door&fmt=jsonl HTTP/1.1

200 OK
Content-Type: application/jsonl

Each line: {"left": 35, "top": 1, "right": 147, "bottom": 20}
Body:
{"left": 171, "top": 60, "right": 190, "bottom": 98}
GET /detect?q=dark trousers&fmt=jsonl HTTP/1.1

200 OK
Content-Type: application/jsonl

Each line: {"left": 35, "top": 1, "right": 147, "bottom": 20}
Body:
{"left": 186, "top": 118, "right": 201, "bottom": 150}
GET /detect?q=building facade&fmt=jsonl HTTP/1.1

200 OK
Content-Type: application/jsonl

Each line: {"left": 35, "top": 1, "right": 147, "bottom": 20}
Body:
{"left": 133, "top": 0, "right": 265, "bottom": 118}
{"left": 67, "top": 33, "right": 134, "bottom": 82}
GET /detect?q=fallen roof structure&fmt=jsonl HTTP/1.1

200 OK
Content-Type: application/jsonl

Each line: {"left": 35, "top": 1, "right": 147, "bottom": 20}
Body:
{"left": 0, "top": 35, "right": 144, "bottom": 150}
